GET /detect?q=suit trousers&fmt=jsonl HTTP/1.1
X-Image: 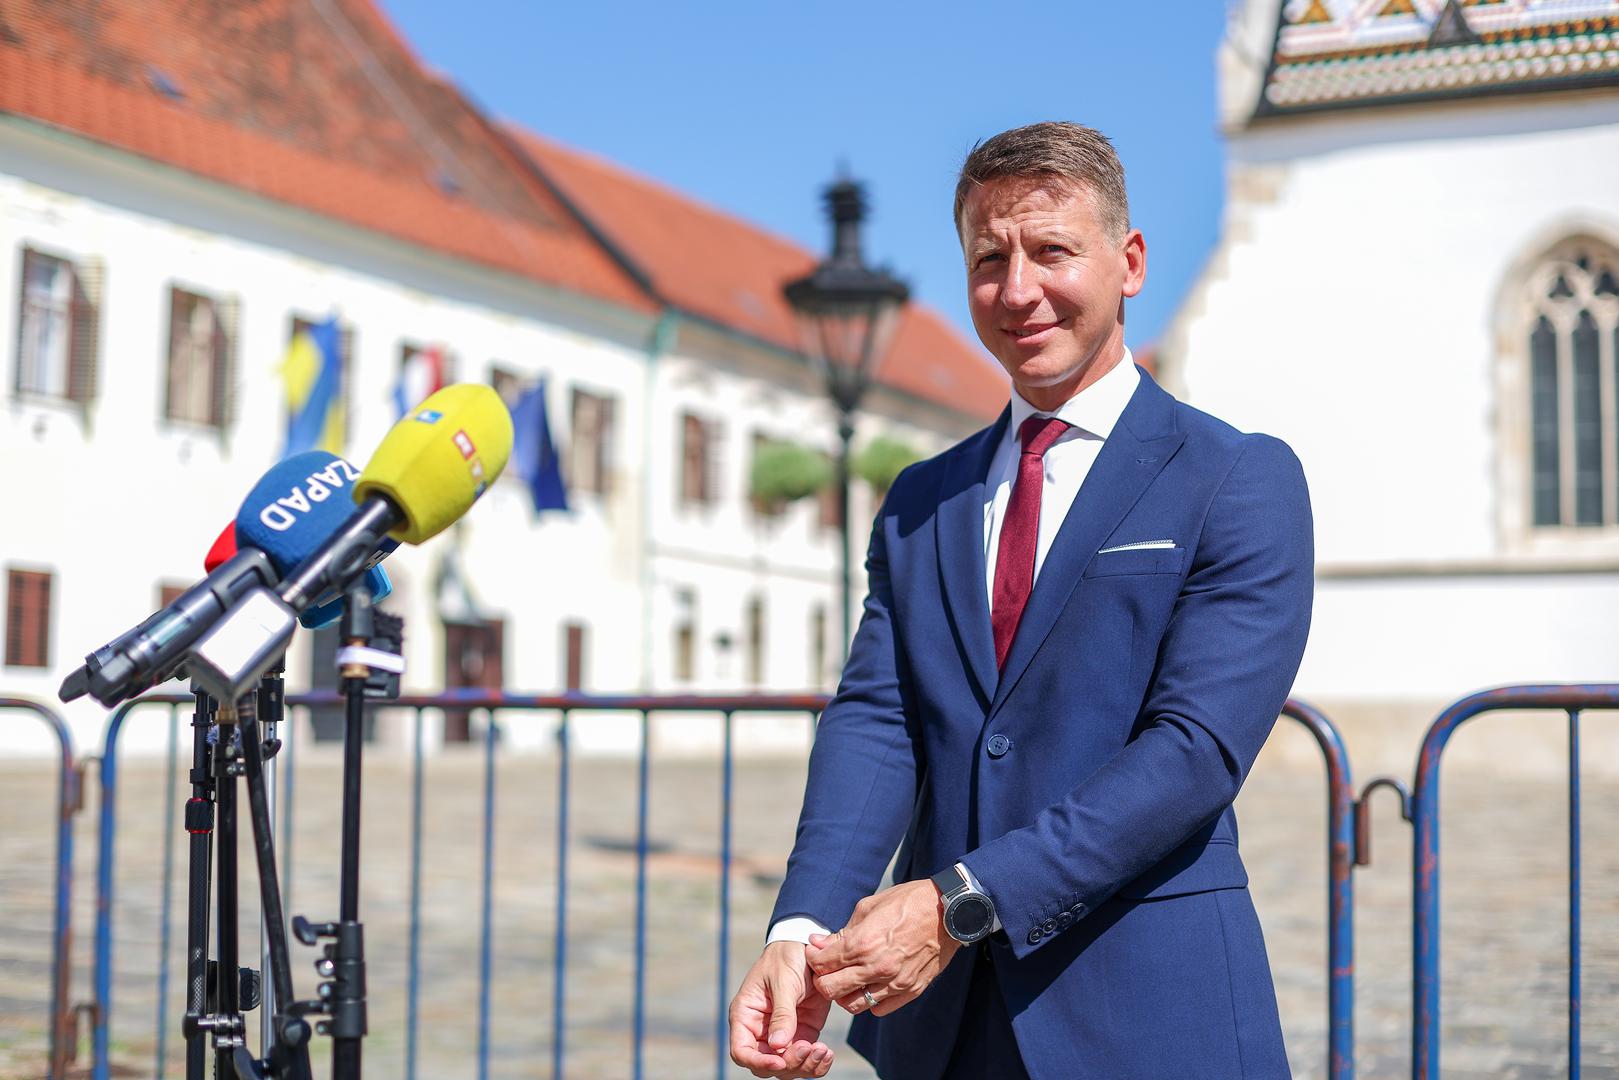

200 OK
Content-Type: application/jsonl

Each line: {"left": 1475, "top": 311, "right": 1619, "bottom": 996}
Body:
{"left": 938, "top": 945, "right": 1030, "bottom": 1080}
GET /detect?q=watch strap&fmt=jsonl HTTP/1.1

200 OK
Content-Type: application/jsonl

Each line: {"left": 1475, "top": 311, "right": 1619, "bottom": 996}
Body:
{"left": 931, "top": 864, "right": 968, "bottom": 898}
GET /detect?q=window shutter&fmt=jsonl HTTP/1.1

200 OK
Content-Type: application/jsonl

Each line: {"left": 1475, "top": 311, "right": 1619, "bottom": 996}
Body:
{"left": 213, "top": 295, "right": 240, "bottom": 430}
{"left": 681, "top": 413, "right": 703, "bottom": 505}
{"left": 564, "top": 622, "right": 585, "bottom": 691}
{"left": 705, "top": 418, "right": 725, "bottom": 506}
{"left": 599, "top": 395, "right": 616, "bottom": 496}
{"left": 4, "top": 573, "right": 22, "bottom": 666}
{"left": 15, "top": 248, "right": 39, "bottom": 397}
{"left": 5, "top": 569, "right": 52, "bottom": 669}
{"left": 747, "top": 596, "right": 766, "bottom": 686}
{"left": 163, "top": 287, "right": 185, "bottom": 421}
{"left": 568, "top": 388, "right": 586, "bottom": 492}
{"left": 67, "top": 257, "right": 102, "bottom": 405}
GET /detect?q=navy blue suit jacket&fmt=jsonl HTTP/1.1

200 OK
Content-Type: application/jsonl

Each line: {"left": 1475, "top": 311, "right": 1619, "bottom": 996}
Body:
{"left": 771, "top": 368, "right": 1313, "bottom": 1080}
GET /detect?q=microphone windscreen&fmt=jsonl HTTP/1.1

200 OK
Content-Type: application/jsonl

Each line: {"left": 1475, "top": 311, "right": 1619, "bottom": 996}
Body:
{"left": 299, "top": 565, "right": 392, "bottom": 630}
{"left": 203, "top": 522, "right": 237, "bottom": 573}
{"left": 237, "top": 452, "right": 362, "bottom": 571}
{"left": 354, "top": 384, "right": 513, "bottom": 544}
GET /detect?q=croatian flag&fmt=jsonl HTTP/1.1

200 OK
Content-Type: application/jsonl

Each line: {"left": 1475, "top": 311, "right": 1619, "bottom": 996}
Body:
{"left": 392, "top": 344, "right": 446, "bottom": 418}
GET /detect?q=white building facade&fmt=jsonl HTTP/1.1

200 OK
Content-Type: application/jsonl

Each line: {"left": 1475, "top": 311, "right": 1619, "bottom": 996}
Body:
{"left": 0, "top": 2, "right": 998, "bottom": 757}
{"left": 1163, "top": 0, "right": 1619, "bottom": 772}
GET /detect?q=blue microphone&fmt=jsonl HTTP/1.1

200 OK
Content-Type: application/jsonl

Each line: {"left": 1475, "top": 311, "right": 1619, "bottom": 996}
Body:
{"left": 233, "top": 451, "right": 398, "bottom": 629}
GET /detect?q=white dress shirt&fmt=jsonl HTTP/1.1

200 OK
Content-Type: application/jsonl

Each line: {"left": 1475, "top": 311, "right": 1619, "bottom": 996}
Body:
{"left": 767, "top": 353, "right": 1141, "bottom": 946}
{"left": 983, "top": 352, "right": 1139, "bottom": 606}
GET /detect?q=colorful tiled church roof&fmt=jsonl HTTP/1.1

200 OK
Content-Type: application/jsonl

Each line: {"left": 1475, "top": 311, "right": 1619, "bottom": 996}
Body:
{"left": 510, "top": 130, "right": 1008, "bottom": 422}
{"left": 1259, "top": 0, "right": 1619, "bottom": 117}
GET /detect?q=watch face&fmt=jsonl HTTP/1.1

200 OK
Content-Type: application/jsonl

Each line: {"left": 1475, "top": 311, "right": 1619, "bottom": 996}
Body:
{"left": 948, "top": 895, "right": 993, "bottom": 941}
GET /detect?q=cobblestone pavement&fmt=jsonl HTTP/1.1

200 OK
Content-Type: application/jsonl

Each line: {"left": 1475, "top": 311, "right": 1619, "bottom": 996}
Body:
{"left": 1, "top": 717, "right": 1616, "bottom": 1079}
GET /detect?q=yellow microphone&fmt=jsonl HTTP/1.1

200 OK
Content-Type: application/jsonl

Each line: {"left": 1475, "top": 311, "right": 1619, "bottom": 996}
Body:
{"left": 184, "top": 384, "right": 513, "bottom": 703}
{"left": 354, "top": 383, "right": 514, "bottom": 544}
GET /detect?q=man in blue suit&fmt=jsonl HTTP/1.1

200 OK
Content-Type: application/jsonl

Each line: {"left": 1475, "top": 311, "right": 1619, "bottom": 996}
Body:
{"left": 729, "top": 121, "right": 1312, "bottom": 1080}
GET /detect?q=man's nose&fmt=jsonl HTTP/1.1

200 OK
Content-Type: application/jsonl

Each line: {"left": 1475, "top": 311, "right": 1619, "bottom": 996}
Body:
{"left": 1001, "top": 254, "right": 1041, "bottom": 309}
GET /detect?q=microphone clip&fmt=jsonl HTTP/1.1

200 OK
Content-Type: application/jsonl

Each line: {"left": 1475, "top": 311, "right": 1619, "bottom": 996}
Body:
{"left": 335, "top": 584, "right": 404, "bottom": 700}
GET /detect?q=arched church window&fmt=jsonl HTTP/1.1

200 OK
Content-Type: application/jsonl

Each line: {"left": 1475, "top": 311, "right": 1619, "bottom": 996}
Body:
{"left": 1525, "top": 242, "right": 1619, "bottom": 529}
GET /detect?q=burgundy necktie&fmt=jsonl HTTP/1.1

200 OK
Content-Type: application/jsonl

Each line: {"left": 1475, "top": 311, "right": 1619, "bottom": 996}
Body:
{"left": 992, "top": 414, "right": 1070, "bottom": 670}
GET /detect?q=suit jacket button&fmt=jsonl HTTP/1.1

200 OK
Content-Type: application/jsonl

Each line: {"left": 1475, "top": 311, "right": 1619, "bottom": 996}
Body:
{"left": 1072, "top": 902, "right": 1087, "bottom": 916}
{"left": 986, "top": 734, "right": 1011, "bottom": 758}
{"left": 1056, "top": 912, "right": 1073, "bottom": 930}
{"left": 1027, "top": 927, "right": 1043, "bottom": 946}
{"left": 1041, "top": 919, "right": 1057, "bottom": 935}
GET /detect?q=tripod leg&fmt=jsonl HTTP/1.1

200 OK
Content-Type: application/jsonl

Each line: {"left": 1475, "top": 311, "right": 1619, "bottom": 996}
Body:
{"left": 184, "top": 691, "right": 217, "bottom": 1080}
{"left": 257, "top": 665, "right": 285, "bottom": 1057}
{"left": 214, "top": 717, "right": 241, "bottom": 1079}
{"left": 236, "top": 697, "right": 313, "bottom": 1080}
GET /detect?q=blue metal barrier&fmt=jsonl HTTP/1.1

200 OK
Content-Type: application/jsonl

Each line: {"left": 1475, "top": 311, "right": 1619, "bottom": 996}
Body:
{"left": 77, "top": 690, "right": 1358, "bottom": 1080}
{"left": 86, "top": 690, "right": 829, "bottom": 1080}
{"left": 0, "top": 698, "right": 79, "bottom": 1080}
{"left": 1410, "top": 683, "right": 1618, "bottom": 1080}
{"left": 1281, "top": 698, "right": 1357, "bottom": 1080}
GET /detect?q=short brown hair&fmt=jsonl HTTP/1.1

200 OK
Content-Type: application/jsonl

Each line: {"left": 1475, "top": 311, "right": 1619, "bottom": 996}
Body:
{"left": 953, "top": 121, "right": 1130, "bottom": 242}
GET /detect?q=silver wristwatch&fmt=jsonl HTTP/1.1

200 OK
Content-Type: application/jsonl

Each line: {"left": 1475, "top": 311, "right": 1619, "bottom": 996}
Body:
{"left": 931, "top": 864, "right": 996, "bottom": 944}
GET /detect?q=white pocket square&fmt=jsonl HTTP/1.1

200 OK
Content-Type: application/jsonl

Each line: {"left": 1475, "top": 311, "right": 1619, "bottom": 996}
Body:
{"left": 1096, "top": 539, "right": 1178, "bottom": 554}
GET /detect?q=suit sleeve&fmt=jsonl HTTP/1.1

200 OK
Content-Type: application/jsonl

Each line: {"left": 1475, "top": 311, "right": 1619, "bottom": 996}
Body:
{"left": 960, "top": 434, "right": 1314, "bottom": 959}
{"left": 769, "top": 479, "right": 924, "bottom": 934}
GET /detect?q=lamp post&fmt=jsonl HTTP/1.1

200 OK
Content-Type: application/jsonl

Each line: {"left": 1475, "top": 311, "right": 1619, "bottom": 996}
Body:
{"left": 784, "top": 176, "right": 909, "bottom": 660}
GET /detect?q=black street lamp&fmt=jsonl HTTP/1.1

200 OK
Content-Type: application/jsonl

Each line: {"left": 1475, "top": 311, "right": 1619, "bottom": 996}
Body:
{"left": 784, "top": 176, "right": 909, "bottom": 660}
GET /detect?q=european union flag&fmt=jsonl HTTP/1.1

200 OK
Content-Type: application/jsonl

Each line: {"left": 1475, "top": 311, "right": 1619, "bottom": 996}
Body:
{"left": 512, "top": 378, "right": 568, "bottom": 514}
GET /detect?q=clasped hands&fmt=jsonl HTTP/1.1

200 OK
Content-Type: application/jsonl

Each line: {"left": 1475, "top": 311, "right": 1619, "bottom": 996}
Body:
{"left": 728, "top": 879, "right": 960, "bottom": 1079}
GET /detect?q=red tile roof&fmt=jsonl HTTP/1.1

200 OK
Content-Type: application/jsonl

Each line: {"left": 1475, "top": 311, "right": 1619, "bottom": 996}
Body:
{"left": 0, "top": 0, "right": 652, "bottom": 312}
{"left": 0, "top": 0, "right": 1005, "bottom": 421}
{"left": 511, "top": 131, "right": 1008, "bottom": 423}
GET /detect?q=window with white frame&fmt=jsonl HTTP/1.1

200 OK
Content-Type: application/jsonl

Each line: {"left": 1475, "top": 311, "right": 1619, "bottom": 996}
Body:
{"left": 1525, "top": 242, "right": 1619, "bottom": 529}
{"left": 165, "top": 287, "right": 237, "bottom": 428}
{"left": 680, "top": 412, "right": 722, "bottom": 508}
{"left": 14, "top": 247, "right": 100, "bottom": 404}
{"left": 672, "top": 587, "right": 697, "bottom": 683}
{"left": 570, "top": 388, "right": 616, "bottom": 497}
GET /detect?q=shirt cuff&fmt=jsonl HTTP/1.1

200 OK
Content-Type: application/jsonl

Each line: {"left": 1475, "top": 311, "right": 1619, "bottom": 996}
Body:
{"left": 767, "top": 915, "right": 831, "bottom": 945}
{"left": 955, "top": 861, "right": 1003, "bottom": 934}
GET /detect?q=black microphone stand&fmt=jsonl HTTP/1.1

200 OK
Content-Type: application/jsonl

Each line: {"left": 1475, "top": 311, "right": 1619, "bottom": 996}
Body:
{"left": 289, "top": 584, "right": 401, "bottom": 1080}
{"left": 182, "top": 673, "right": 313, "bottom": 1080}
{"left": 256, "top": 661, "right": 286, "bottom": 1054}
{"left": 182, "top": 687, "right": 217, "bottom": 1080}
{"left": 180, "top": 693, "right": 252, "bottom": 1075}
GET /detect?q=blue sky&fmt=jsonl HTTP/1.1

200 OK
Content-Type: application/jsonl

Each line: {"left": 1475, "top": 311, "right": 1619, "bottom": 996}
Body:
{"left": 380, "top": 1, "right": 1235, "bottom": 356}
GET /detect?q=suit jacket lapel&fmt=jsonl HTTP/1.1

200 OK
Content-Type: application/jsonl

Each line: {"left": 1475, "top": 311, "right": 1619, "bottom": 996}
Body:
{"left": 989, "top": 370, "right": 1187, "bottom": 717}
{"left": 935, "top": 407, "right": 1008, "bottom": 707}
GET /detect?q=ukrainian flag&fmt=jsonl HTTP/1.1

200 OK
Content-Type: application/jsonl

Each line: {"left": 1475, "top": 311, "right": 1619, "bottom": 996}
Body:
{"left": 282, "top": 317, "right": 344, "bottom": 457}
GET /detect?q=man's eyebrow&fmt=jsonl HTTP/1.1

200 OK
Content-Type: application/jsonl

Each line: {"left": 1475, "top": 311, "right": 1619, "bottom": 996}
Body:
{"left": 1031, "top": 229, "right": 1084, "bottom": 248}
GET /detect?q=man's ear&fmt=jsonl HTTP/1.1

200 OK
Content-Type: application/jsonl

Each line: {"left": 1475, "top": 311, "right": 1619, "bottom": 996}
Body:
{"left": 1122, "top": 229, "right": 1147, "bottom": 299}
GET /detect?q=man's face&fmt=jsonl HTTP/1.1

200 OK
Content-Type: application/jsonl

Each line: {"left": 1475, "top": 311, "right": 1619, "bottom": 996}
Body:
{"left": 960, "top": 176, "right": 1145, "bottom": 409}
